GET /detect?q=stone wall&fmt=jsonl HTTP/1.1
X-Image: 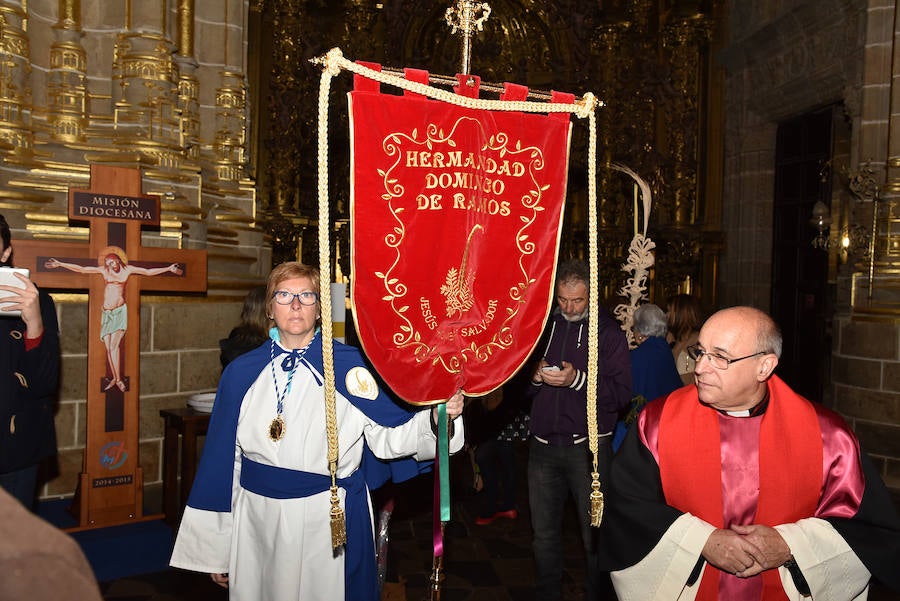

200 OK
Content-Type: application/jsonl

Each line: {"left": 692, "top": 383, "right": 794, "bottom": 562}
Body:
{"left": 832, "top": 316, "right": 900, "bottom": 489}
{"left": 41, "top": 294, "right": 244, "bottom": 508}
{"left": 0, "top": 0, "right": 267, "bottom": 508}
{"left": 719, "top": 0, "right": 867, "bottom": 309}
{"left": 720, "top": 0, "right": 900, "bottom": 492}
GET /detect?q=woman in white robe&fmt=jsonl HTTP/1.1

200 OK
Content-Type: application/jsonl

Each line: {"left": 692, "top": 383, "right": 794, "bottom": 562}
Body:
{"left": 170, "top": 262, "right": 465, "bottom": 601}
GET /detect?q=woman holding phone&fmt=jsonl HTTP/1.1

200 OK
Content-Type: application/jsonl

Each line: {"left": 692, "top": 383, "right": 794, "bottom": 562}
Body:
{"left": 0, "top": 214, "right": 60, "bottom": 511}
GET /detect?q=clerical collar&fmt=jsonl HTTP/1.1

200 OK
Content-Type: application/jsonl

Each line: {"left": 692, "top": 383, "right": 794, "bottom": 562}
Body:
{"left": 720, "top": 389, "right": 770, "bottom": 417}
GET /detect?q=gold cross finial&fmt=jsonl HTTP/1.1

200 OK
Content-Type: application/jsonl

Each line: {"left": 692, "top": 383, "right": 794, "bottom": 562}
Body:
{"left": 444, "top": 1, "right": 491, "bottom": 75}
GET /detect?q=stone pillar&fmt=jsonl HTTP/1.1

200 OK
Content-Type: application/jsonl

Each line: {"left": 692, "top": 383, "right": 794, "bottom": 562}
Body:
{"left": 889, "top": 2, "right": 900, "bottom": 198}
{"left": 879, "top": 1, "right": 900, "bottom": 274}
{"left": 128, "top": 0, "right": 164, "bottom": 34}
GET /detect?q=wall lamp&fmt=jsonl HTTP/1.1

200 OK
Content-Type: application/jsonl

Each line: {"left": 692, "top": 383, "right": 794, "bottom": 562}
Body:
{"left": 809, "top": 200, "right": 832, "bottom": 250}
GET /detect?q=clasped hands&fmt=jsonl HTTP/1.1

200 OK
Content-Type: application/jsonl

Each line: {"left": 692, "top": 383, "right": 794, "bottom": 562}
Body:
{"left": 702, "top": 524, "right": 792, "bottom": 578}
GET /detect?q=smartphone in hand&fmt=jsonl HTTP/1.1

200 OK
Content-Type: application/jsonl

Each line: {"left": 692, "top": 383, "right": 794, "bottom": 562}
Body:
{"left": 0, "top": 267, "right": 29, "bottom": 316}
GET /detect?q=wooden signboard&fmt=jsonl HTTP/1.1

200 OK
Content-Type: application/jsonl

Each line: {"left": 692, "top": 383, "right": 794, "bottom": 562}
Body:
{"left": 15, "top": 165, "right": 207, "bottom": 530}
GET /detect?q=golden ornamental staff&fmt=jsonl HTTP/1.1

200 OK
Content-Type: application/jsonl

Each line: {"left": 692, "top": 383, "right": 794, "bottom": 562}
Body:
{"left": 431, "top": 6, "right": 490, "bottom": 598}
{"left": 445, "top": 0, "right": 491, "bottom": 75}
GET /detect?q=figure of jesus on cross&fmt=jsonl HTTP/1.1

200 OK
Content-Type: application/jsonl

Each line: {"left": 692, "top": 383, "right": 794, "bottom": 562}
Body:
{"left": 11, "top": 165, "right": 208, "bottom": 529}
{"left": 45, "top": 246, "right": 184, "bottom": 392}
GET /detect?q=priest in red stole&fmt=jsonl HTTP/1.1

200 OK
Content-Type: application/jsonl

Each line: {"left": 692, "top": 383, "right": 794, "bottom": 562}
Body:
{"left": 598, "top": 306, "right": 900, "bottom": 600}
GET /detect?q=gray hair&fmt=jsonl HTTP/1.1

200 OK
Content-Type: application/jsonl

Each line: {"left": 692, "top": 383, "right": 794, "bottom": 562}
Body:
{"left": 756, "top": 311, "right": 783, "bottom": 359}
{"left": 633, "top": 303, "right": 668, "bottom": 338}
{"left": 556, "top": 259, "right": 589, "bottom": 289}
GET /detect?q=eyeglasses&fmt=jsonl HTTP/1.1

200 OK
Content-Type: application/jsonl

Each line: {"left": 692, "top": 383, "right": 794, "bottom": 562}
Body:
{"left": 686, "top": 344, "right": 766, "bottom": 370}
{"left": 272, "top": 290, "right": 319, "bottom": 306}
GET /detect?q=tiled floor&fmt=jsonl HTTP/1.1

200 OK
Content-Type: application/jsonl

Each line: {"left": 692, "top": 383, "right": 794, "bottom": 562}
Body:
{"left": 100, "top": 446, "right": 603, "bottom": 601}
{"left": 99, "top": 448, "right": 900, "bottom": 601}
{"left": 377, "top": 453, "right": 607, "bottom": 601}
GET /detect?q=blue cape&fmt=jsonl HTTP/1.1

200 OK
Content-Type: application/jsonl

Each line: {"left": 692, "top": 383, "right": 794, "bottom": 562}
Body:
{"left": 188, "top": 334, "right": 430, "bottom": 511}
{"left": 185, "top": 335, "right": 432, "bottom": 601}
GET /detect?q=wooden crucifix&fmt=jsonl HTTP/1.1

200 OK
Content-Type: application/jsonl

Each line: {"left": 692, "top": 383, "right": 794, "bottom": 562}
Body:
{"left": 15, "top": 165, "right": 207, "bottom": 530}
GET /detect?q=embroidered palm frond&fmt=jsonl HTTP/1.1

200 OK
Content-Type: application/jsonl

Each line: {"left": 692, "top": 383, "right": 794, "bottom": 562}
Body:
{"left": 609, "top": 163, "right": 656, "bottom": 344}
{"left": 440, "top": 268, "right": 459, "bottom": 297}
{"left": 441, "top": 225, "right": 482, "bottom": 318}
{"left": 441, "top": 267, "right": 475, "bottom": 317}
{"left": 611, "top": 162, "right": 652, "bottom": 236}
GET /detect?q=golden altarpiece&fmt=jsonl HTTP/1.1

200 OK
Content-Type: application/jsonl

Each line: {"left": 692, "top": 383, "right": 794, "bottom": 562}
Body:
{"left": 0, "top": 0, "right": 263, "bottom": 502}
{"left": 0, "top": 0, "right": 728, "bottom": 502}
{"left": 0, "top": 0, "right": 261, "bottom": 286}
{"left": 0, "top": 0, "right": 728, "bottom": 308}
{"left": 250, "top": 0, "right": 727, "bottom": 309}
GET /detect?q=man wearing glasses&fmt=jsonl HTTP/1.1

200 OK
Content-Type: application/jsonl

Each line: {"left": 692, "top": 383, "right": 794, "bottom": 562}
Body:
{"left": 598, "top": 306, "right": 900, "bottom": 600}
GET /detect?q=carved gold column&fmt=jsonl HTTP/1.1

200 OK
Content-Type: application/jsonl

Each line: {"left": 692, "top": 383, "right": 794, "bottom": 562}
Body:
{"left": 593, "top": 17, "right": 629, "bottom": 229}
{"left": 344, "top": 0, "right": 383, "bottom": 58}
{"left": 112, "top": 0, "right": 182, "bottom": 168}
{"left": 627, "top": 0, "right": 665, "bottom": 215}
{"left": 175, "top": 0, "right": 200, "bottom": 162}
{"left": 0, "top": 1, "right": 34, "bottom": 162}
{"left": 629, "top": 0, "right": 658, "bottom": 143}
{"left": 48, "top": 0, "right": 87, "bottom": 143}
{"left": 661, "top": 11, "right": 711, "bottom": 226}
{"left": 209, "top": 0, "right": 250, "bottom": 186}
{"left": 214, "top": 72, "right": 248, "bottom": 184}
{"left": 263, "top": 0, "right": 303, "bottom": 215}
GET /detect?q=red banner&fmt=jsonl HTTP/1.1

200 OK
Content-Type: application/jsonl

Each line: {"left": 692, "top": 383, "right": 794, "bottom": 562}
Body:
{"left": 349, "top": 72, "right": 572, "bottom": 404}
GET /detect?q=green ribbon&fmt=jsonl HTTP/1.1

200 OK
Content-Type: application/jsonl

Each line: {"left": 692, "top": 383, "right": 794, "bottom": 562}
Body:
{"left": 438, "top": 402, "right": 450, "bottom": 522}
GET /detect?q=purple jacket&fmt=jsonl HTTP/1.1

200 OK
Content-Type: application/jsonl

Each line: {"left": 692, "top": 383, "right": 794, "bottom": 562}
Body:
{"left": 527, "top": 308, "right": 632, "bottom": 444}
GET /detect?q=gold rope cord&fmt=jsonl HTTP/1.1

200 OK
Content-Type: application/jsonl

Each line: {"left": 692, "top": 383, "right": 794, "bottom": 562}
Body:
{"left": 317, "top": 57, "right": 346, "bottom": 549}
{"left": 586, "top": 108, "right": 603, "bottom": 527}
{"left": 314, "top": 48, "right": 596, "bottom": 119}
{"left": 313, "top": 46, "right": 603, "bottom": 547}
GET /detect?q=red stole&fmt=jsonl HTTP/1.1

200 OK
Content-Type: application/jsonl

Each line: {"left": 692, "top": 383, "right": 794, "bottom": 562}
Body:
{"left": 658, "top": 375, "right": 822, "bottom": 600}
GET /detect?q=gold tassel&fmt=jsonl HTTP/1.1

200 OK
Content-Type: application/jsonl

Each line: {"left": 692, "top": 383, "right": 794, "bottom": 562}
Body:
{"left": 329, "top": 486, "right": 347, "bottom": 549}
{"left": 589, "top": 472, "right": 604, "bottom": 527}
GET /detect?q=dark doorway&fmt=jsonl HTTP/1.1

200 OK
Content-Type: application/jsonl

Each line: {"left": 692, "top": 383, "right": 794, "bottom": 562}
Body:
{"left": 771, "top": 107, "right": 833, "bottom": 402}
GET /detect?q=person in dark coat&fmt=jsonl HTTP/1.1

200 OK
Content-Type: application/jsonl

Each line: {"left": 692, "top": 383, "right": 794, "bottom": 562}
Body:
{"left": 630, "top": 303, "right": 684, "bottom": 401}
{"left": 466, "top": 386, "right": 530, "bottom": 525}
{"left": 525, "top": 259, "right": 632, "bottom": 601}
{"left": 614, "top": 303, "right": 684, "bottom": 450}
{"left": 219, "top": 285, "right": 269, "bottom": 368}
{"left": 0, "top": 214, "right": 60, "bottom": 510}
